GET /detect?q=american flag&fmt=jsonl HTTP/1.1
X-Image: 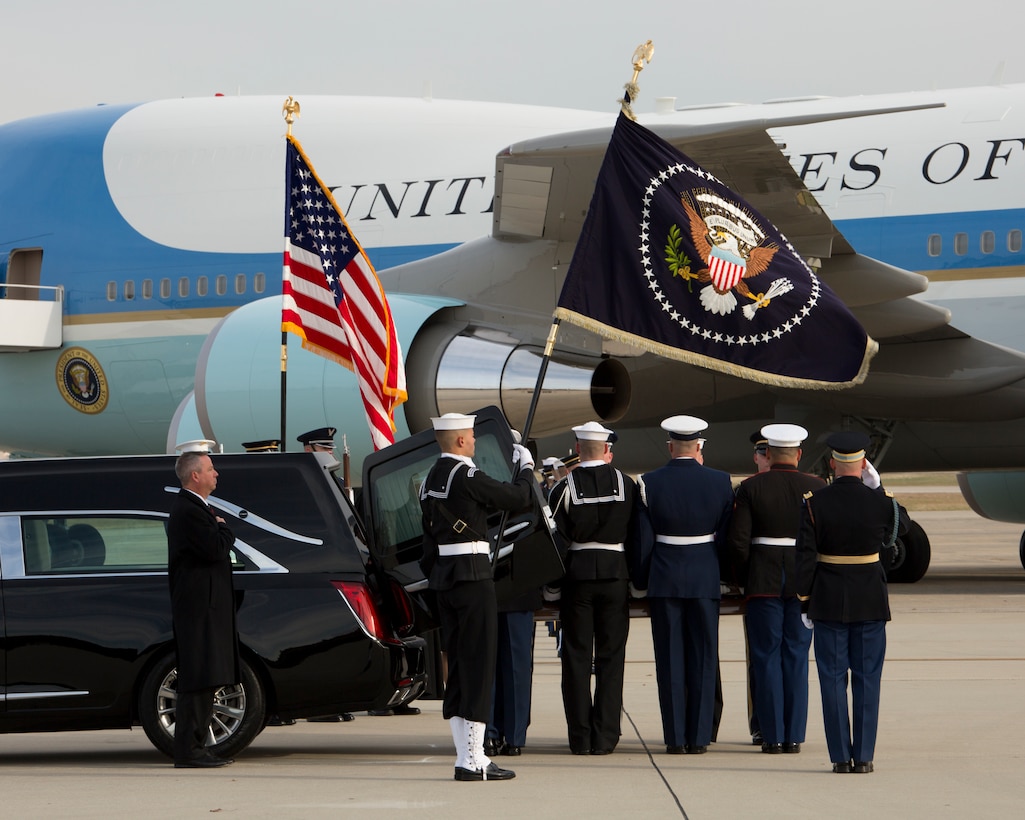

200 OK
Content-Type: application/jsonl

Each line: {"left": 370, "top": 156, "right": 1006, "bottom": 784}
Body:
{"left": 282, "top": 136, "right": 406, "bottom": 450}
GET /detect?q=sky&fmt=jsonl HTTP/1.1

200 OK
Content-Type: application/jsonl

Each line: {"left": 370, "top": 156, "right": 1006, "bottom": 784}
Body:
{"left": 3, "top": 0, "right": 1023, "bottom": 123}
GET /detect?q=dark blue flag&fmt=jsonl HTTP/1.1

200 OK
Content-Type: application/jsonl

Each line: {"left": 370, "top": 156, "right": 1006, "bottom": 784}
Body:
{"left": 556, "top": 113, "right": 877, "bottom": 388}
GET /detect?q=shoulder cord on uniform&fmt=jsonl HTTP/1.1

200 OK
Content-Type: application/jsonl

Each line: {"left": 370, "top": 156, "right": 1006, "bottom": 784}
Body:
{"left": 884, "top": 496, "right": 900, "bottom": 548}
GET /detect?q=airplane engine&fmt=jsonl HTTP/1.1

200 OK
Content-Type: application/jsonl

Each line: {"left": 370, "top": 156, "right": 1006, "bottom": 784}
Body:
{"left": 185, "top": 295, "right": 630, "bottom": 468}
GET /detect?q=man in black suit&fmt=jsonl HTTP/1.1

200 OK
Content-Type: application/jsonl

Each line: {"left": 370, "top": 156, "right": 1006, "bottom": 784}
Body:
{"left": 167, "top": 440, "right": 239, "bottom": 768}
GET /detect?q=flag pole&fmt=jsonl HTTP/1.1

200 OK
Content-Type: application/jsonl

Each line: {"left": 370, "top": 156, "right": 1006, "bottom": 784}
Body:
{"left": 280, "top": 97, "right": 301, "bottom": 451}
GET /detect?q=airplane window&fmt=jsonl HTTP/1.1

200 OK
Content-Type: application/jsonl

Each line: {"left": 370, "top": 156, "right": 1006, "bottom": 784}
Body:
{"left": 124, "top": 280, "right": 135, "bottom": 301}
{"left": 1010, "top": 230, "right": 1023, "bottom": 253}
{"left": 953, "top": 232, "right": 968, "bottom": 255}
{"left": 235, "top": 273, "right": 247, "bottom": 295}
{"left": 178, "top": 277, "right": 189, "bottom": 298}
{"left": 160, "top": 279, "right": 171, "bottom": 299}
{"left": 216, "top": 275, "right": 227, "bottom": 296}
{"left": 142, "top": 279, "right": 153, "bottom": 299}
{"left": 254, "top": 272, "right": 266, "bottom": 294}
{"left": 197, "top": 276, "right": 208, "bottom": 297}
{"left": 106, "top": 281, "right": 117, "bottom": 301}
{"left": 981, "top": 231, "right": 995, "bottom": 254}
{"left": 927, "top": 234, "right": 942, "bottom": 257}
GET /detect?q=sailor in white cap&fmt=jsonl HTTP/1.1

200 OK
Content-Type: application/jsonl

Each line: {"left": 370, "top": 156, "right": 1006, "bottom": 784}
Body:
{"left": 418, "top": 412, "right": 536, "bottom": 782}
{"left": 796, "top": 431, "right": 901, "bottom": 774}
{"left": 726, "top": 422, "right": 825, "bottom": 756}
{"left": 167, "top": 439, "right": 238, "bottom": 767}
{"left": 633, "top": 415, "right": 734, "bottom": 755}
{"left": 548, "top": 420, "right": 637, "bottom": 755}
{"left": 174, "top": 439, "right": 217, "bottom": 454}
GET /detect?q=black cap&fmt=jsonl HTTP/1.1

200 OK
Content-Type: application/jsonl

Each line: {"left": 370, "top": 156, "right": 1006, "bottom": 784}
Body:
{"left": 750, "top": 430, "right": 768, "bottom": 452}
{"left": 297, "top": 427, "right": 337, "bottom": 448}
{"left": 242, "top": 439, "right": 280, "bottom": 453}
{"left": 826, "top": 431, "right": 871, "bottom": 462}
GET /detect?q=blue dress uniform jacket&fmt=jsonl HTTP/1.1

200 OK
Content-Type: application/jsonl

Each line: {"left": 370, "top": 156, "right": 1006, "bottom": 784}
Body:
{"left": 635, "top": 457, "right": 734, "bottom": 749}
{"left": 635, "top": 458, "right": 734, "bottom": 598}
{"left": 418, "top": 455, "right": 534, "bottom": 724}
{"left": 796, "top": 476, "right": 895, "bottom": 766}
{"left": 551, "top": 463, "right": 637, "bottom": 754}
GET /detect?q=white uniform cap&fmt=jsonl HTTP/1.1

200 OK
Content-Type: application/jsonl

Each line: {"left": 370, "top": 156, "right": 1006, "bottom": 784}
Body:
{"left": 542, "top": 457, "right": 565, "bottom": 468}
{"left": 431, "top": 412, "right": 476, "bottom": 431}
{"left": 660, "top": 415, "right": 708, "bottom": 441}
{"left": 572, "top": 421, "right": 615, "bottom": 442}
{"left": 761, "top": 423, "right": 808, "bottom": 448}
{"left": 175, "top": 439, "right": 217, "bottom": 454}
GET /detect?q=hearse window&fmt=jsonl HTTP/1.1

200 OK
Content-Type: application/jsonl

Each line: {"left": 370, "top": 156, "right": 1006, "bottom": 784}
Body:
{"left": 368, "top": 430, "right": 509, "bottom": 569}
{"left": 1009, "top": 229, "right": 1022, "bottom": 253}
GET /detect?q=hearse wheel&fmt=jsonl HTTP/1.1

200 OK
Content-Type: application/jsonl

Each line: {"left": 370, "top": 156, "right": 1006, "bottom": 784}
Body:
{"left": 139, "top": 652, "right": 266, "bottom": 759}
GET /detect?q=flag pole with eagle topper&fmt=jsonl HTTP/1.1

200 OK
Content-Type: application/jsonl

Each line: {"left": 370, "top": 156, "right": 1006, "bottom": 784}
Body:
{"left": 518, "top": 41, "right": 876, "bottom": 447}
{"left": 279, "top": 97, "right": 408, "bottom": 457}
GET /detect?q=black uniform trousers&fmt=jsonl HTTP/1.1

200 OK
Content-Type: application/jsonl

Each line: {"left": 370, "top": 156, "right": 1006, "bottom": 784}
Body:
{"left": 438, "top": 578, "right": 498, "bottom": 724}
{"left": 560, "top": 577, "right": 629, "bottom": 753}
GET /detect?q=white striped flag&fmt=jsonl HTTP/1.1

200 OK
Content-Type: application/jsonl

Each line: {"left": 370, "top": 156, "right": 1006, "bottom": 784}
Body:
{"left": 282, "top": 135, "right": 407, "bottom": 450}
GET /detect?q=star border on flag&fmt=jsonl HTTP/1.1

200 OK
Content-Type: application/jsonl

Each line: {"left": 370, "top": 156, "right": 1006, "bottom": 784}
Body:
{"left": 638, "top": 162, "right": 822, "bottom": 348}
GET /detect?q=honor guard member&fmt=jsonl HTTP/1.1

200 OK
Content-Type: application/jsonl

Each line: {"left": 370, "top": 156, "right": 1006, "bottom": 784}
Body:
{"left": 796, "top": 431, "right": 897, "bottom": 774}
{"left": 419, "top": 412, "right": 535, "bottom": 781}
{"left": 297, "top": 427, "right": 337, "bottom": 452}
{"left": 550, "top": 421, "right": 637, "bottom": 755}
{"left": 634, "top": 416, "right": 734, "bottom": 755}
{"left": 743, "top": 429, "right": 771, "bottom": 746}
{"left": 726, "top": 423, "right": 824, "bottom": 755}
{"left": 241, "top": 440, "right": 280, "bottom": 452}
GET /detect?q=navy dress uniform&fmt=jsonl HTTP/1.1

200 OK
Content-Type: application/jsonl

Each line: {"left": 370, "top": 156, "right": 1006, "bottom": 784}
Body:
{"left": 551, "top": 421, "right": 637, "bottom": 755}
{"left": 635, "top": 416, "right": 734, "bottom": 754}
{"left": 797, "top": 431, "right": 896, "bottom": 774}
{"left": 726, "top": 423, "right": 825, "bottom": 754}
{"left": 419, "top": 413, "right": 534, "bottom": 781}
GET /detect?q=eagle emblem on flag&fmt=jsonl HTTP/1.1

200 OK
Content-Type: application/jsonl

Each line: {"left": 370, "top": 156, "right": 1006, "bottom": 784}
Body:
{"left": 682, "top": 190, "right": 792, "bottom": 318}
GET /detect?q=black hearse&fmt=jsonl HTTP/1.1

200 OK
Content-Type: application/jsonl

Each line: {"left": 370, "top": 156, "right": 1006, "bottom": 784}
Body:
{"left": 0, "top": 406, "right": 561, "bottom": 759}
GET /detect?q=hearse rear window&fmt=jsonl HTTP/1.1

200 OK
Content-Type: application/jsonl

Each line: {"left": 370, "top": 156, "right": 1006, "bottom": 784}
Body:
{"left": 20, "top": 516, "right": 242, "bottom": 574}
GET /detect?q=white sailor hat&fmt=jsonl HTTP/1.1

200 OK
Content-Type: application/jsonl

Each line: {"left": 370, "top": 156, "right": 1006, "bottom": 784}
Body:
{"left": 431, "top": 412, "right": 477, "bottom": 431}
{"left": 175, "top": 439, "right": 217, "bottom": 454}
{"left": 761, "top": 423, "right": 808, "bottom": 448}
{"left": 661, "top": 415, "right": 708, "bottom": 441}
{"left": 542, "top": 456, "right": 565, "bottom": 468}
{"left": 571, "top": 421, "right": 615, "bottom": 442}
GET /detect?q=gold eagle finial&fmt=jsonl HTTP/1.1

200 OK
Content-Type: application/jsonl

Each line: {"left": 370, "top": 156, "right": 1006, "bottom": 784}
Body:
{"left": 282, "top": 96, "right": 301, "bottom": 136}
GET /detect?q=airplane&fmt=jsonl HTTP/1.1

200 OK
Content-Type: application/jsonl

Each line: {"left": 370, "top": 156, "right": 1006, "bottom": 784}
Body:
{"left": 3, "top": 85, "right": 1025, "bottom": 582}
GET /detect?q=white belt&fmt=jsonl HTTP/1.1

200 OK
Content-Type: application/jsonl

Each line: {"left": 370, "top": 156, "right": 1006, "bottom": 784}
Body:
{"left": 656, "top": 534, "right": 714, "bottom": 545}
{"left": 438, "top": 541, "right": 491, "bottom": 556}
{"left": 752, "top": 537, "right": 797, "bottom": 546}
{"left": 569, "top": 541, "right": 625, "bottom": 552}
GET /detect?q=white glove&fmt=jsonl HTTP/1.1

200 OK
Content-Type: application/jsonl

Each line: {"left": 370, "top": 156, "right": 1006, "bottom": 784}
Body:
{"left": 512, "top": 444, "right": 534, "bottom": 471}
{"left": 861, "top": 459, "right": 881, "bottom": 489}
{"left": 801, "top": 613, "right": 814, "bottom": 630}
{"left": 542, "top": 585, "right": 562, "bottom": 602}
{"left": 629, "top": 582, "right": 647, "bottom": 599}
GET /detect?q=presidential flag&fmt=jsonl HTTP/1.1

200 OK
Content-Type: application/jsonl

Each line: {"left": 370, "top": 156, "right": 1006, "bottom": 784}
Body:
{"left": 282, "top": 135, "right": 406, "bottom": 450}
{"left": 556, "top": 112, "right": 877, "bottom": 389}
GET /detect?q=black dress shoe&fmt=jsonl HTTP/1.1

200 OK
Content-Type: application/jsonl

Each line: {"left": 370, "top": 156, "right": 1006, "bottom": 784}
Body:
{"left": 392, "top": 704, "right": 421, "bottom": 716}
{"left": 341, "top": 712, "right": 355, "bottom": 721}
{"left": 590, "top": 747, "right": 613, "bottom": 755}
{"left": 761, "top": 742, "right": 784, "bottom": 754}
{"left": 267, "top": 716, "right": 296, "bottom": 726}
{"left": 570, "top": 748, "right": 590, "bottom": 755}
{"left": 666, "top": 745, "right": 686, "bottom": 755}
{"left": 453, "top": 762, "right": 516, "bottom": 781}
{"left": 832, "top": 761, "right": 853, "bottom": 773}
{"left": 483, "top": 738, "right": 502, "bottom": 757}
{"left": 502, "top": 745, "right": 522, "bottom": 756}
{"left": 685, "top": 745, "right": 708, "bottom": 754}
{"left": 783, "top": 742, "right": 801, "bottom": 754}
{"left": 174, "top": 754, "right": 232, "bottom": 769}
{"left": 853, "top": 761, "right": 874, "bottom": 773}
{"left": 751, "top": 730, "right": 763, "bottom": 746}
{"left": 367, "top": 709, "right": 394, "bottom": 716}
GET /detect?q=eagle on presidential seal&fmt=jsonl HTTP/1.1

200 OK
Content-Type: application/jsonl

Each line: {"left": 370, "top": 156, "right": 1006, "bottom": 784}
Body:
{"left": 678, "top": 189, "right": 793, "bottom": 318}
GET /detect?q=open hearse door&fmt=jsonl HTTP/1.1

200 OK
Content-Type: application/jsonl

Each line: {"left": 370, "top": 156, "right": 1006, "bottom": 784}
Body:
{"left": 360, "top": 405, "right": 564, "bottom": 632}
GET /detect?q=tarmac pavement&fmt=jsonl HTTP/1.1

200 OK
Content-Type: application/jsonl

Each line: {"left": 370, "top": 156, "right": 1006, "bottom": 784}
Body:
{"left": 1, "top": 508, "right": 1023, "bottom": 818}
